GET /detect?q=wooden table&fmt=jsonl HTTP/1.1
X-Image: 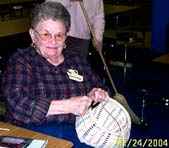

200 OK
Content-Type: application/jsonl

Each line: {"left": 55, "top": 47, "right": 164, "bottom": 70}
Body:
{"left": 0, "top": 121, "right": 73, "bottom": 148}
{"left": 153, "top": 53, "right": 169, "bottom": 64}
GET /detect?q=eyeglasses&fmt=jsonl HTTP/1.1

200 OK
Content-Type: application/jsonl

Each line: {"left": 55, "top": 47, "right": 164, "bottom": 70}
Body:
{"left": 33, "top": 29, "right": 66, "bottom": 41}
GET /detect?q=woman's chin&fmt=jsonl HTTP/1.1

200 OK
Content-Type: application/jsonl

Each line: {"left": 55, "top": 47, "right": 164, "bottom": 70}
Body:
{"left": 46, "top": 48, "right": 59, "bottom": 55}
{"left": 48, "top": 52, "right": 61, "bottom": 57}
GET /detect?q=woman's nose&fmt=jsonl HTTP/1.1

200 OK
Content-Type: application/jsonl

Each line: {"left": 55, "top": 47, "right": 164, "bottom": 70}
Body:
{"left": 50, "top": 35, "right": 58, "bottom": 44}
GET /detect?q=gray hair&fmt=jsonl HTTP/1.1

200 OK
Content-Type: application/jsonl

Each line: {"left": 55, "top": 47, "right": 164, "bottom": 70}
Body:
{"left": 30, "top": 1, "right": 71, "bottom": 32}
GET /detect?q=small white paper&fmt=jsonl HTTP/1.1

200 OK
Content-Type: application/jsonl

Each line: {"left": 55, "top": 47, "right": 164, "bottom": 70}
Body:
{"left": 27, "top": 139, "right": 48, "bottom": 148}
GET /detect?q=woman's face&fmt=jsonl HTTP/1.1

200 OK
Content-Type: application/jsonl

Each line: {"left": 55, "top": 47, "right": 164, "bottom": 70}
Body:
{"left": 30, "top": 19, "right": 67, "bottom": 59}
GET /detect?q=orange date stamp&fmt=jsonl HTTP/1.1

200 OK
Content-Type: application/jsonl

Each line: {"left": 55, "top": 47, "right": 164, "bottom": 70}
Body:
{"left": 125, "top": 138, "right": 168, "bottom": 147}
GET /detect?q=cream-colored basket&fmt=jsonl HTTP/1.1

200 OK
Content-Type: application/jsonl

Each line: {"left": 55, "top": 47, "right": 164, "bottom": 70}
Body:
{"left": 75, "top": 98, "right": 131, "bottom": 148}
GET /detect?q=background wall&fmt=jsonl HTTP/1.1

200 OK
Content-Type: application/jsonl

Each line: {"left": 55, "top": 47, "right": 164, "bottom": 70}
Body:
{"left": 151, "top": 0, "right": 169, "bottom": 54}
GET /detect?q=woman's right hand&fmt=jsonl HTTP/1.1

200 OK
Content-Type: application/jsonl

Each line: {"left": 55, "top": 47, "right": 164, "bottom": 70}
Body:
{"left": 47, "top": 96, "right": 92, "bottom": 116}
{"left": 68, "top": 96, "right": 92, "bottom": 116}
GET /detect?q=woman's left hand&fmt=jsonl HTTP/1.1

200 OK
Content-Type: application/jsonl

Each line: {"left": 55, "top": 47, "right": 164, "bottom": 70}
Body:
{"left": 87, "top": 88, "right": 109, "bottom": 103}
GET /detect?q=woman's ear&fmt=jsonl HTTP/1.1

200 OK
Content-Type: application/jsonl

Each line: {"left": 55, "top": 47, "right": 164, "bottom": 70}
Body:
{"left": 29, "top": 28, "right": 36, "bottom": 43}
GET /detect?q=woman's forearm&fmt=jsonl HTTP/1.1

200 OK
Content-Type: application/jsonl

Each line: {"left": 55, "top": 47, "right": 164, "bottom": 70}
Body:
{"left": 47, "top": 99, "right": 71, "bottom": 116}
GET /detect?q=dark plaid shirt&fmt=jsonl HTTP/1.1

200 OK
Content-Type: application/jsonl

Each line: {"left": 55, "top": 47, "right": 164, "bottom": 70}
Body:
{"left": 2, "top": 47, "right": 104, "bottom": 126}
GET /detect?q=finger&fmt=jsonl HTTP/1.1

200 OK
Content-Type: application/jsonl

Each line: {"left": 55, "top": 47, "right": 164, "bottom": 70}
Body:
{"left": 94, "top": 90, "right": 109, "bottom": 101}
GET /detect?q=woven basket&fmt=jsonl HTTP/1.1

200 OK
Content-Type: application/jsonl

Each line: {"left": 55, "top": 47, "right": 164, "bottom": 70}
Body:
{"left": 75, "top": 98, "right": 131, "bottom": 147}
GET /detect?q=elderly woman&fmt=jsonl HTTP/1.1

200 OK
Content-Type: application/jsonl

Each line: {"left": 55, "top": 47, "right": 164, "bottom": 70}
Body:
{"left": 2, "top": 1, "right": 109, "bottom": 147}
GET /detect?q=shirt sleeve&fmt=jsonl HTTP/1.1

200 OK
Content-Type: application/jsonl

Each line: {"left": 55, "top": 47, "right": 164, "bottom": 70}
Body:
{"left": 92, "top": 0, "right": 105, "bottom": 42}
{"left": 2, "top": 58, "right": 51, "bottom": 125}
{"left": 45, "top": 0, "right": 71, "bottom": 8}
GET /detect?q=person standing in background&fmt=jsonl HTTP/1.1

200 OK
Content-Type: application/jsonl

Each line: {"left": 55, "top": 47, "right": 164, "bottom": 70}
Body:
{"left": 46, "top": 0, "right": 105, "bottom": 58}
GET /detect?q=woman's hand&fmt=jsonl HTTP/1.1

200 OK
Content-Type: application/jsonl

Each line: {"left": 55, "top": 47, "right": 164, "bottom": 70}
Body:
{"left": 88, "top": 88, "right": 109, "bottom": 104}
{"left": 47, "top": 89, "right": 108, "bottom": 117}
{"left": 68, "top": 96, "right": 92, "bottom": 116}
